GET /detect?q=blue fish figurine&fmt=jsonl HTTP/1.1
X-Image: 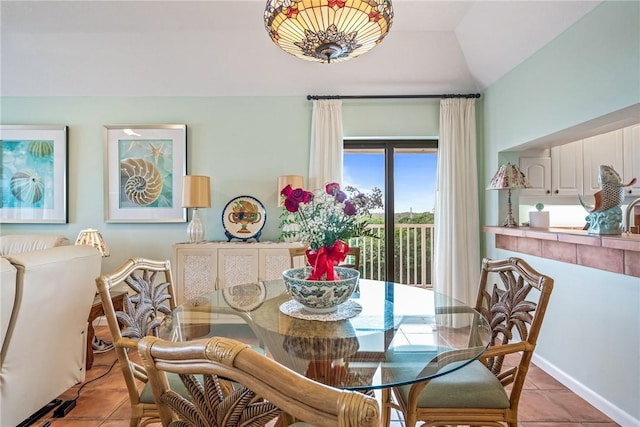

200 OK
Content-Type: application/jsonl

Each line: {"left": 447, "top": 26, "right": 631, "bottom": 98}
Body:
{"left": 578, "top": 165, "right": 636, "bottom": 213}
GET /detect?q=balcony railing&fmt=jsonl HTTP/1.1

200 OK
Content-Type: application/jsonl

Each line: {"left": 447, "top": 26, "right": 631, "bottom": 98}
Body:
{"left": 348, "top": 223, "right": 434, "bottom": 288}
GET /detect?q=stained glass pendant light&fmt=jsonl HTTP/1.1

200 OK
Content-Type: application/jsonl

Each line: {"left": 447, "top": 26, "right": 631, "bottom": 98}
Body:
{"left": 264, "top": 0, "right": 394, "bottom": 63}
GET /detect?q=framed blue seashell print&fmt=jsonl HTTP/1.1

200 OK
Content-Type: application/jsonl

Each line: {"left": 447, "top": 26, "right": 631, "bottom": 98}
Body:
{"left": 0, "top": 125, "right": 68, "bottom": 223}
{"left": 104, "top": 124, "right": 187, "bottom": 223}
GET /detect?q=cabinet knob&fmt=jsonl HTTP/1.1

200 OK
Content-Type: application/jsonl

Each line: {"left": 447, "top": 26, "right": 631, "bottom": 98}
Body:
{"left": 554, "top": 190, "right": 559, "bottom": 194}
{"left": 629, "top": 190, "right": 633, "bottom": 194}
{"left": 546, "top": 190, "right": 551, "bottom": 194}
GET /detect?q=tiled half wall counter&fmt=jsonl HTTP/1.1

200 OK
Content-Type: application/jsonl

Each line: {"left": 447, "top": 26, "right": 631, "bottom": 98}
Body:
{"left": 484, "top": 226, "right": 640, "bottom": 278}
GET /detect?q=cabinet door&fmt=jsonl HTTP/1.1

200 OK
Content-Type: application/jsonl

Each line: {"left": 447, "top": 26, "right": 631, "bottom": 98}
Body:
{"left": 623, "top": 124, "right": 640, "bottom": 196}
{"left": 173, "top": 246, "right": 217, "bottom": 305}
{"left": 520, "top": 157, "right": 551, "bottom": 196}
{"left": 259, "top": 248, "right": 294, "bottom": 281}
{"left": 583, "top": 129, "right": 624, "bottom": 194}
{"left": 551, "top": 140, "right": 583, "bottom": 196}
{"left": 218, "top": 248, "right": 259, "bottom": 289}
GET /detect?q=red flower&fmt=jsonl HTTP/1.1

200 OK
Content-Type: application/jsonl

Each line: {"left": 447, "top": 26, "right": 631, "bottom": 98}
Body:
{"left": 328, "top": 0, "right": 345, "bottom": 10}
{"left": 368, "top": 11, "right": 380, "bottom": 22}
{"left": 281, "top": 184, "right": 294, "bottom": 198}
{"left": 343, "top": 201, "right": 356, "bottom": 216}
{"left": 325, "top": 182, "right": 340, "bottom": 196}
{"left": 283, "top": 187, "right": 313, "bottom": 213}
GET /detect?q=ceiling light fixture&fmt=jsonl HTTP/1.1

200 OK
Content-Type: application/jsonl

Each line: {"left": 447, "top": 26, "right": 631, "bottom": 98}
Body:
{"left": 264, "top": 0, "right": 394, "bottom": 63}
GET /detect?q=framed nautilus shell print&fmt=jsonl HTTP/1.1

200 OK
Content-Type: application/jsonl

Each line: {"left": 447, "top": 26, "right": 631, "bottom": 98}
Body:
{"left": 104, "top": 124, "right": 187, "bottom": 223}
{"left": 0, "top": 125, "right": 68, "bottom": 223}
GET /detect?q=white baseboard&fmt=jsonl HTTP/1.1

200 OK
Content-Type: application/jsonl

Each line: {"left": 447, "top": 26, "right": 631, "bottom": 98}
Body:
{"left": 532, "top": 354, "right": 639, "bottom": 427}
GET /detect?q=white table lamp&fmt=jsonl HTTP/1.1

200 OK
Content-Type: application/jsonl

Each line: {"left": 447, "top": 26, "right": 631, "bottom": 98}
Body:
{"left": 182, "top": 175, "right": 211, "bottom": 243}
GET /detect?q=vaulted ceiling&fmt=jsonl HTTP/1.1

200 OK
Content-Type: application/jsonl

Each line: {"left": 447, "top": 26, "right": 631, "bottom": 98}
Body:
{"left": 1, "top": 0, "right": 602, "bottom": 97}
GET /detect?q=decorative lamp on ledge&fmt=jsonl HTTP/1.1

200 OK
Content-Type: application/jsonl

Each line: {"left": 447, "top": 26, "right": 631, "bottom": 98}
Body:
{"left": 75, "top": 228, "right": 110, "bottom": 257}
{"left": 487, "top": 162, "right": 530, "bottom": 227}
{"left": 182, "top": 175, "right": 211, "bottom": 243}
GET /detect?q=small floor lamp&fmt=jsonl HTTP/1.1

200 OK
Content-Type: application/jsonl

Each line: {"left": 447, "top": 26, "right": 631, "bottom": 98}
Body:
{"left": 182, "top": 175, "right": 211, "bottom": 243}
{"left": 487, "top": 162, "right": 530, "bottom": 227}
{"left": 75, "top": 228, "right": 110, "bottom": 257}
{"left": 75, "top": 228, "right": 111, "bottom": 351}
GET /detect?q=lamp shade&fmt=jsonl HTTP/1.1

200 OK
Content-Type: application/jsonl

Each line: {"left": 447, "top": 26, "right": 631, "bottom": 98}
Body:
{"left": 487, "top": 163, "right": 530, "bottom": 190}
{"left": 182, "top": 175, "right": 211, "bottom": 208}
{"left": 264, "top": 0, "right": 394, "bottom": 63}
{"left": 75, "top": 228, "right": 110, "bottom": 257}
{"left": 278, "top": 175, "right": 304, "bottom": 192}
{"left": 278, "top": 175, "right": 304, "bottom": 206}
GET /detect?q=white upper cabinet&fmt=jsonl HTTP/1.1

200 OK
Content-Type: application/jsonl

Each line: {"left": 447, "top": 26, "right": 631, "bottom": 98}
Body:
{"left": 551, "top": 139, "right": 583, "bottom": 196}
{"left": 519, "top": 140, "right": 583, "bottom": 197}
{"left": 519, "top": 124, "right": 640, "bottom": 200}
{"left": 582, "top": 129, "right": 624, "bottom": 195}
{"left": 519, "top": 156, "right": 551, "bottom": 196}
{"left": 623, "top": 124, "right": 640, "bottom": 196}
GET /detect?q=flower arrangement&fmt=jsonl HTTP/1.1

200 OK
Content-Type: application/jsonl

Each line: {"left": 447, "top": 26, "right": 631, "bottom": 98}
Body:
{"left": 280, "top": 182, "right": 382, "bottom": 280}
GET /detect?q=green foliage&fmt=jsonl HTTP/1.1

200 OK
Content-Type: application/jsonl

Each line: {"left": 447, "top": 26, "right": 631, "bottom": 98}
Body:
{"left": 395, "top": 211, "right": 434, "bottom": 224}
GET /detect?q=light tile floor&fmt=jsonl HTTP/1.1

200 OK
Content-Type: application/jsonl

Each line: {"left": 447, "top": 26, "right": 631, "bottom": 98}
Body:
{"left": 28, "top": 325, "right": 619, "bottom": 427}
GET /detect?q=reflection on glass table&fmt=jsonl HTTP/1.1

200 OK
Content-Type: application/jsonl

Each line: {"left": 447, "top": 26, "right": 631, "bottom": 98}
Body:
{"left": 158, "top": 279, "right": 490, "bottom": 391}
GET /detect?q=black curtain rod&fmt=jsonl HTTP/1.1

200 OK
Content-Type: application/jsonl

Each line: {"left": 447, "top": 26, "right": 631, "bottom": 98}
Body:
{"left": 306, "top": 93, "right": 481, "bottom": 100}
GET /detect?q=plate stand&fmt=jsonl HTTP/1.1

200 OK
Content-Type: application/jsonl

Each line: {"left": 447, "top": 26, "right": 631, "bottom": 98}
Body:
{"left": 225, "top": 230, "right": 261, "bottom": 242}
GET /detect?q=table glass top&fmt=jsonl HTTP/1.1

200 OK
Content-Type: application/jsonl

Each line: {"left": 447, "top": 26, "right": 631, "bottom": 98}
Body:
{"left": 159, "top": 279, "right": 490, "bottom": 390}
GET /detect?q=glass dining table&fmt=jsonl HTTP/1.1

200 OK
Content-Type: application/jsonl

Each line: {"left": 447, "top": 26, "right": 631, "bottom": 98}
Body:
{"left": 158, "top": 278, "right": 490, "bottom": 391}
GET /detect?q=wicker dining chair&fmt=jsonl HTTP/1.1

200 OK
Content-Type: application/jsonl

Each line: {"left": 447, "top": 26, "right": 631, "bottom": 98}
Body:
{"left": 96, "top": 257, "right": 178, "bottom": 427}
{"left": 340, "top": 246, "right": 361, "bottom": 271}
{"left": 381, "top": 257, "right": 554, "bottom": 427}
{"left": 288, "top": 245, "right": 308, "bottom": 268}
{"left": 138, "top": 335, "right": 380, "bottom": 427}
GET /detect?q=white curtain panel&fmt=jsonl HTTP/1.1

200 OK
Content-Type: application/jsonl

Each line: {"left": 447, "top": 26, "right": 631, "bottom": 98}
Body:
{"left": 434, "top": 98, "right": 481, "bottom": 305}
{"left": 308, "top": 99, "right": 344, "bottom": 190}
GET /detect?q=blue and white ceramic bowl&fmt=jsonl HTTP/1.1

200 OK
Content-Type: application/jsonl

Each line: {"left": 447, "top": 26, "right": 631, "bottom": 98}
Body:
{"left": 282, "top": 267, "right": 360, "bottom": 314}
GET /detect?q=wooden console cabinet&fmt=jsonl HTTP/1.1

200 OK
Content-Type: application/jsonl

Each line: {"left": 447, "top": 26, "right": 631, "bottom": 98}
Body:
{"left": 172, "top": 241, "right": 305, "bottom": 305}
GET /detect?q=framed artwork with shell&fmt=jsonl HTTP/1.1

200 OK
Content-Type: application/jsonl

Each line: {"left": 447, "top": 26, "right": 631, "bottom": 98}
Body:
{"left": 0, "top": 125, "right": 68, "bottom": 223}
{"left": 104, "top": 124, "right": 187, "bottom": 223}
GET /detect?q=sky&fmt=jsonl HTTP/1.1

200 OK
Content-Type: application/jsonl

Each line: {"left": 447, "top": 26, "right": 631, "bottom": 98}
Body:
{"left": 343, "top": 152, "right": 437, "bottom": 213}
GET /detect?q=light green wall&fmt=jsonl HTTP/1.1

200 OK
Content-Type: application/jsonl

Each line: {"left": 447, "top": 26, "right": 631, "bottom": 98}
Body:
{"left": 0, "top": 97, "right": 440, "bottom": 274}
{"left": 342, "top": 98, "right": 440, "bottom": 137}
{"left": 483, "top": 1, "right": 640, "bottom": 424}
{"left": 483, "top": 1, "right": 639, "bottom": 154}
{"left": 1, "top": 97, "right": 311, "bottom": 272}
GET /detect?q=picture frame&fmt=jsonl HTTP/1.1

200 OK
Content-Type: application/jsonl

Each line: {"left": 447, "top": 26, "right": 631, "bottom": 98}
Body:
{"left": 0, "top": 125, "right": 68, "bottom": 223}
{"left": 104, "top": 124, "right": 187, "bottom": 223}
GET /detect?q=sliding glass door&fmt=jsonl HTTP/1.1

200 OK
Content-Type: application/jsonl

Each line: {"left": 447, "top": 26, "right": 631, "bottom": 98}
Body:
{"left": 344, "top": 139, "right": 437, "bottom": 285}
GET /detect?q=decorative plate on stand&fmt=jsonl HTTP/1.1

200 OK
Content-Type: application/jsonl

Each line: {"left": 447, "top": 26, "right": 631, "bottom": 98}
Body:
{"left": 222, "top": 195, "right": 266, "bottom": 242}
